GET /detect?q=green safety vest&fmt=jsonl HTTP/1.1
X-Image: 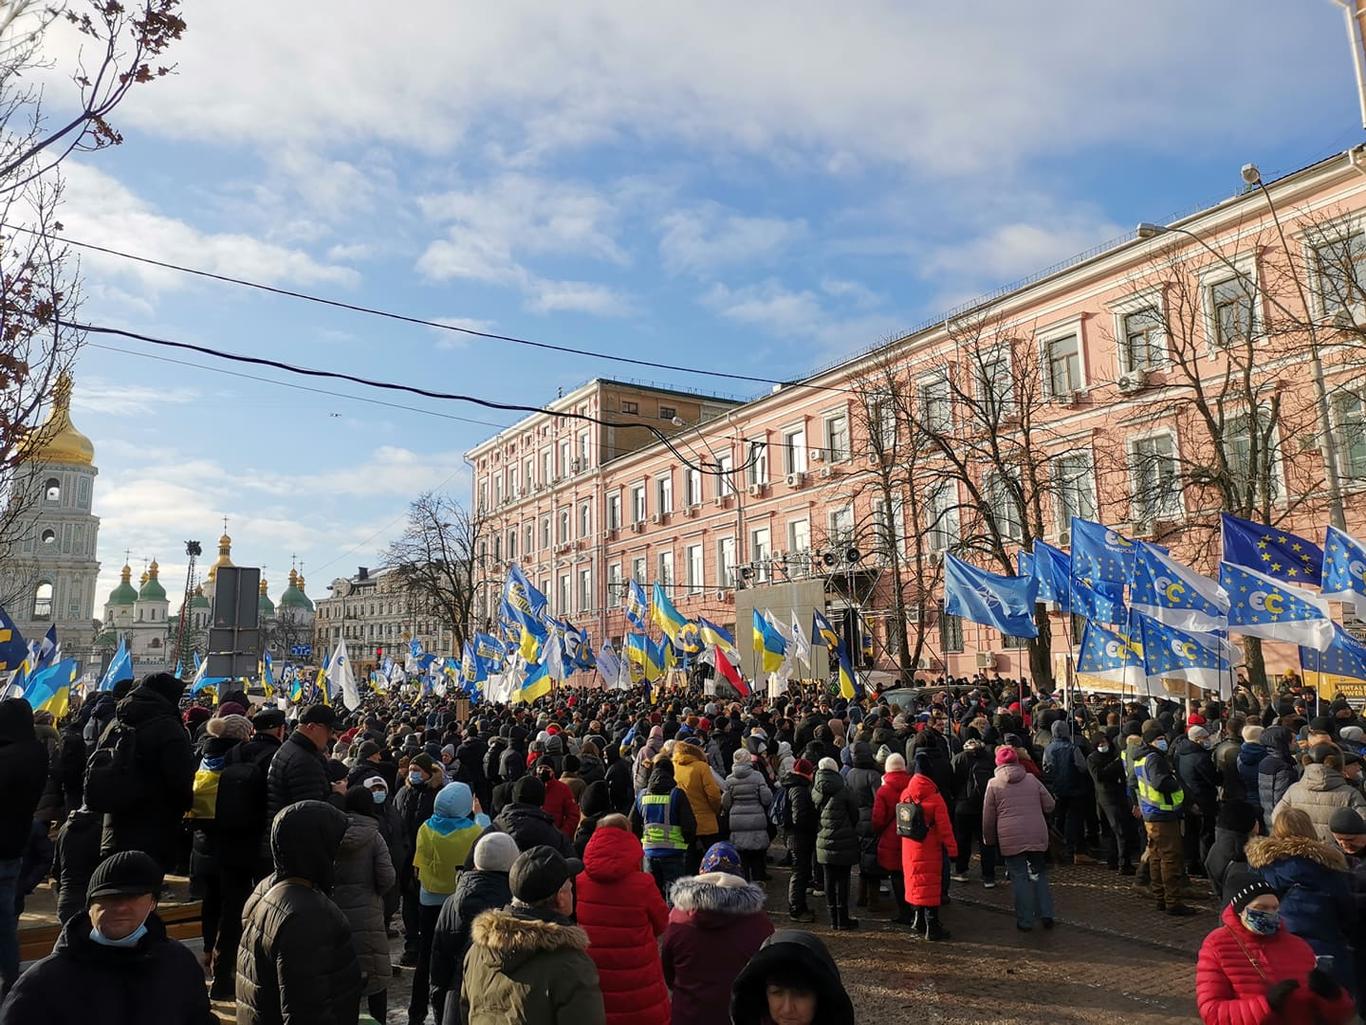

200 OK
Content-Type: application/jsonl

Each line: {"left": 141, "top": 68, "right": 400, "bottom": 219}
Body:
{"left": 1134, "top": 752, "right": 1184, "bottom": 816}
{"left": 640, "top": 793, "right": 687, "bottom": 851}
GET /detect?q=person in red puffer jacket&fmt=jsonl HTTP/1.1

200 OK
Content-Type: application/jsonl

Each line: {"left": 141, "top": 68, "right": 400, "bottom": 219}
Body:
{"left": 1196, "top": 871, "right": 1355, "bottom": 1025}
{"left": 577, "top": 816, "right": 670, "bottom": 1025}
{"left": 870, "top": 753, "right": 913, "bottom": 926}
{"left": 536, "top": 757, "right": 582, "bottom": 838}
{"left": 900, "top": 752, "right": 958, "bottom": 941}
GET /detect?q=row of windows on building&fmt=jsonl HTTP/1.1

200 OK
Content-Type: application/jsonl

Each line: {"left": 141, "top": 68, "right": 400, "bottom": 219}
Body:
{"left": 317, "top": 599, "right": 410, "bottom": 621}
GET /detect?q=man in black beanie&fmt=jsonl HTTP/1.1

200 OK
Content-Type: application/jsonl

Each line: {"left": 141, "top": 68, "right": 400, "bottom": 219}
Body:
{"left": 478, "top": 775, "right": 575, "bottom": 859}
{"left": 0, "top": 851, "right": 212, "bottom": 1024}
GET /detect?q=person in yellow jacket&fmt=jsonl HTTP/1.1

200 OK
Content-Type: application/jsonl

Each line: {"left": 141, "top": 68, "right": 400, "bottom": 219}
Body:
{"left": 673, "top": 740, "right": 723, "bottom": 873}
{"left": 410, "top": 781, "right": 487, "bottom": 1024}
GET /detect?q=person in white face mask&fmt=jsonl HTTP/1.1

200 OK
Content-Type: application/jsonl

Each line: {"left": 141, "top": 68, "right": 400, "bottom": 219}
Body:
{"left": 0, "top": 850, "right": 213, "bottom": 1024}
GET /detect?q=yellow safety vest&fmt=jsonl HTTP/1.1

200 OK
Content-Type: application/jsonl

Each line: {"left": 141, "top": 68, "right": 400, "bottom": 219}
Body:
{"left": 640, "top": 793, "right": 687, "bottom": 851}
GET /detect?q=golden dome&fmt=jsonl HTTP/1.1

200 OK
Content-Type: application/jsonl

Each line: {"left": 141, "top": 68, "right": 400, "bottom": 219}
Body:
{"left": 139, "top": 568, "right": 149, "bottom": 586}
{"left": 206, "top": 529, "right": 234, "bottom": 581}
{"left": 21, "top": 372, "right": 94, "bottom": 467}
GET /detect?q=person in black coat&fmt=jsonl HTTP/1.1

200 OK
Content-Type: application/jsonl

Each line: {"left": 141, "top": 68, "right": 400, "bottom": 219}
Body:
{"left": 780, "top": 760, "right": 819, "bottom": 922}
{"left": 95, "top": 674, "right": 195, "bottom": 872}
{"left": 603, "top": 745, "right": 634, "bottom": 814}
{"left": 948, "top": 738, "right": 996, "bottom": 883}
{"left": 471, "top": 776, "right": 575, "bottom": 863}
{"left": 906, "top": 719, "right": 954, "bottom": 813}
{"left": 265, "top": 705, "right": 345, "bottom": 825}
{"left": 1086, "top": 732, "right": 1137, "bottom": 874}
{"left": 234, "top": 801, "right": 361, "bottom": 1025}
{"left": 572, "top": 780, "right": 613, "bottom": 858}
{"left": 455, "top": 729, "right": 490, "bottom": 812}
{"left": 0, "top": 850, "right": 213, "bottom": 1025}
{"left": 1173, "top": 725, "right": 1220, "bottom": 875}
{"left": 394, "top": 753, "right": 442, "bottom": 966}
{"left": 428, "top": 832, "right": 516, "bottom": 1025}
{"left": 0, "top": 697, "right": 57, "bottom": 996}
{"left": 1205, "top": 800, "right": 1258, "bottom": 903}
{"left": 52, "top": 806, "right": 102, "bottom": 925}
{"left": 490, "top": 748, "right": 529, "bottom": 817}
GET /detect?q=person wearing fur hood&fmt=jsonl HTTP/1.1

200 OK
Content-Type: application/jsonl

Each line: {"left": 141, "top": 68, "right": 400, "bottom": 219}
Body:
{"left": 661, "top": 857, "right": 774, "bottom": 1025}
{"left": 1247, "top": 807, "right": 1357, "bottom": 996}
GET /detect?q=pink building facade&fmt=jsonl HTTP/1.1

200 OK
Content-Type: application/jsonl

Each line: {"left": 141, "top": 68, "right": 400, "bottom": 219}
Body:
{"left": 470, "top": 148, "right": 1366, "bottom": 688}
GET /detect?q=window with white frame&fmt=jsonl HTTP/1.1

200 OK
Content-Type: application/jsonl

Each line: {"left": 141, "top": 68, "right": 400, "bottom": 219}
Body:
{"left": 872, "top": 498, "right": 892, "bottom": 558}
{"left": 939, "top": 600, "right": 963, "bottom": 653}
{"left": 656, "top": 474, "right": 673, "bottom": 514}
{"left": 493, "top": 534, "right": 502, "bottom": 562}
{"left": 524, "top": 523, "right": 534, "bottom": 553}
{"left": 1313, "top": 231, "right": 1366, "bottom": 316}
{"left": 1131, "top": 433, "right": 1182, "bottom": 521}
{"left": 1052, "top": 452, "right": 1096, "bottom": 533}
{"left": 523, "top": 457, "right": 533, "bottom": 490}
{"left": 508, "top": 467, "right": 519, "bottom": 499}
{"left": 579, "top": 502, "right": 591, "bottom": 538}
{"left": 1121, "top": 306, "right": 1165, "bottom": 371}
{"left": 478, "top": 479, "right": 489, "bottom": 511}
{"left": 607, "top": 491, "right": 622, "bottom": 530}
{"left": 540, "top": 516, "right": 551, "bottom": 549}
{"left": 631, "top": 556, "right": 646, "bottom": 584}
{"left": 985, "top": 472, "right": 1022, "bottom": 541}
{"left": 558, "top": 575, "right": 571, "bottom": 615}
{"left": 540, "top": 449, "right": 552, "bottom": 486}
{"left": 976, "top": 350, "right": 1014, "bottom": 414}
{"left": 685, "top": 466, "right": 703, "bottom": 506}
{"left": 494, "top": 475, "right": 503, "bottom": 505}
{"left": 558, "top": 509, "right": 570, "bottom": 544}
{"left": 1334, "top": 388, "right": 1366, "bottom": 479}
{"left": 559, "top": 439, "right": 572, "bottom": 476}
{"left": 918, "top": 375, "right": 952, "bottom": 432}
{"left": 686, "top": 544, "right": 703, "bottom": 594}
{"left": 717, "top": 537, "right": 736, "bottom": 588}
{"left": 1044, "top": 333, "right": 1082, "bottom": 396}
{"left": 507, "top": 528, "right": 517, "bottom": 560}
{"left": 657, "top": 549, "right": 674, "bottom": 587}
{"left": 828, "top": 505, "right": 854, "bottom": 545}
{"left": 1206, "top": 271, "right": 1259, "bottom": 347}
{"left": 717, "top": 452, "right": 735, "bottom": 495}
{"left": 926, "top": 483, "right": 958, "bottom": 552}
{"left": 578, "top": 430, "right": 591, "bottom": 466}
{"left": 579, "top": 568, "right": 592, "bottom": 613}
{"left": 788, "top": 518, "right": 810, "bottom": 556}
{"left": 783, "top": 427, "right": 808, "bottom": 474}
{"left": 823, "top": 412, "right": 850, "bottom": 461}
{"left": 750, "top": 527, "right": 771, "bottom": 582}
{"left": 872, "top": 393, "right": 896, "bottom": 450}
{"left": 1227, "top": 409, "right": 1282, "bottom": 502}
{"left": 631, "top": 484, "right": 646, "bottom": 523}
{"left": 746, "top": 439, "right": 768, "bottom": 485}
{"left": 608, "top": 563, "right": 624, "bottom": 606}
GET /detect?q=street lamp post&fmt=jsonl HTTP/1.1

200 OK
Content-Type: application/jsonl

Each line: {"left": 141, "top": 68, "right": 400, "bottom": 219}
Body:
{"left": 1137, "top": 170, "right": 1348, "bottom": 530}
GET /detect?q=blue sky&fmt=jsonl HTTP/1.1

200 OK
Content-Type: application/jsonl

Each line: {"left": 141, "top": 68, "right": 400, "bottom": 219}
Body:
{"left": 49, "top": 0, "right": 1363, "bottom": 611}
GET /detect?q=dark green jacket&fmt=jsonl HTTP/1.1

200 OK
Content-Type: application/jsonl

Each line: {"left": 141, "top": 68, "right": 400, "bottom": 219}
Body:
{"left": 812, "top": 768, "right": 859, "bottom": 867}
{"left": 461, "top": 905, "right": 605, "bottom": 1025}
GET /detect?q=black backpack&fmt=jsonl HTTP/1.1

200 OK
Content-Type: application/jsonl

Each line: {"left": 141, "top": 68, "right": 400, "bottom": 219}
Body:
{"left": 895, "top": 799, "right": 928, "bottom": 841}
{"left": 214, "top": 755, "right": 267, "bottom": 834}
{"left": 83, "top": 719, "right": 140, "bottom": 814}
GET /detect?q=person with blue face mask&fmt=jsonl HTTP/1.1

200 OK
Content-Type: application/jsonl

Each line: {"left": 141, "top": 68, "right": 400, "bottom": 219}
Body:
{"left": 0, "top": 850, "right": 213, "bottom": 1025}
{"left": 1196, "top": 870, "right": 1355, "bottom": 1025}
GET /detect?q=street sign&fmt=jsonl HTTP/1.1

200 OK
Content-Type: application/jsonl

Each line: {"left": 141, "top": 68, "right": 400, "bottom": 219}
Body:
{"left": 290, "top": 644, "right": 313, "bottom": 659}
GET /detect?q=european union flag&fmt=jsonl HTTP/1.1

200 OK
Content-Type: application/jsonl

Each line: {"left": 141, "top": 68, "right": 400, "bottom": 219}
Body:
{"left": 1130, "top": 542, "right": 1228, "bottom": 632}
{"left": 1321, "top": 525, "right": 1366, "bottom": 618}
{"left": 0, "top": 605, "right": 27, "bottom": 675}
{"left": 1139, "top": 615, "right": 1233, "bottom": 694}
{"left": 1071, "top": 517, "right": 1139, "bottom": 585}
{"left": 1220, "top": 561, "right": 1333, "bottom": 651}
{"left": 944, "top": 554, "right": 1038, "bottom": 638}
{"left": 1032, "top": 540, "right": 1073, "bottom": 608}
{"left": 1300, "top": 623, "right": 1366, "bottom": 691}
{"left": 625, "top": 580, "right": 648, "bottom": 630}
{"left": 1017, "top": 550, "right": 1035, "bottom": 583}
{"left": 1221, "top": 512, "right": 1322, "bottom": 585}
{"left": 1071, "top": 577, "right": 1127, "bottom": 626}
{"left": 1076, "top": 620, "right": 1145, "bottom": 688}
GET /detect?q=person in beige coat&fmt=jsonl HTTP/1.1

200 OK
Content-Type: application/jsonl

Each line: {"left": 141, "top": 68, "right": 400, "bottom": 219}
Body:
{"left": 1272, "top": 745, "right": 1366, "bottom": 843}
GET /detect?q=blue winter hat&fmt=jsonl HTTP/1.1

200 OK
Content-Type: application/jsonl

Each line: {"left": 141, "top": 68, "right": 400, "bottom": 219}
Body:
{"left": 699, "top": 841, "right": 743, "bottom": 876}
{"left": 434, "top": 780, "right": 473, "bottom": 820}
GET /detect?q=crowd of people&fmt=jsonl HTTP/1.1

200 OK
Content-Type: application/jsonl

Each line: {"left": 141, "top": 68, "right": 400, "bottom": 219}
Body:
{"left": 1, "top": 666, "right": 1365, "bottom": 1024}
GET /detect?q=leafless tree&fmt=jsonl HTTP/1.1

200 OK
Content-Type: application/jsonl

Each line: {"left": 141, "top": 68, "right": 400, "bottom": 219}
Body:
{"left": 384, "top": 491, "right": 485, "bottom": 654}
{"left": 0, "top": 1, "right": 183, "bottom": 596}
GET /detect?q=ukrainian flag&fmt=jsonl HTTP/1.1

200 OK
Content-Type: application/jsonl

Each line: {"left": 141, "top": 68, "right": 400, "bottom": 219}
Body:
{"left": 643, "top": 636, "right": 666, "bottom": 682}
{"left": 752, "top": 609, "right": 786, "bottom": 673}
{"left": 22, "top": 658, "right": 76, "bottom": 719}
{"left": 834, "top": 644, "right": 860, "bottom": 700}
{"left": 651, "top": 582, "right": 696, "bottom": 651}
{"left": 515, "top": 659, "right": 552, "bottom": 704}
{"left": 315, "top": 666, "right": 330, "bottom": 705}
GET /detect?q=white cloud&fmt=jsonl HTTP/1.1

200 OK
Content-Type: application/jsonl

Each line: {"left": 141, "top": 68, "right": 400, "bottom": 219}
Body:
{"left": 658, "top": 204, "right": 807, "bottom": 275}
{"left": 431, "top": 316, "right": 496, "bottom": 350}
{"left": 100, "top": 3, "right": 1341, "bottom": 175}
{"left": 701, "top": 278, "right": 902, "bottom": 353}
{"left": 72, "top": 380, "right": 200, "bottom": 416}
{"left": 922, "top": 213, "right": 1125, "bottom": 284}
{"left": 526, "top": 280, "right": 631, "bottom": 317}
{"left": 326, "top": 242, "right": 377, "bottom": 262}
{"left": 60, "top": 162, "right": 358, "bottom": 292}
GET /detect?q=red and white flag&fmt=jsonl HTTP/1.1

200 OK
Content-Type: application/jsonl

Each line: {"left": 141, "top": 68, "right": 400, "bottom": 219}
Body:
{"left": 714, "top": 645, "right": 750, "bottom": 697}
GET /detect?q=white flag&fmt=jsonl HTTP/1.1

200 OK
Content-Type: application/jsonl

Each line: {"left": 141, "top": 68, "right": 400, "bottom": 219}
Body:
{"left": 544, "top": 622, "right": 567, "bottom": 681}
{"left": 329, "top": 638, "right": 362, "bottom": 710}
{"left": 791, "top": 611, "right": 811, "bottom": 668}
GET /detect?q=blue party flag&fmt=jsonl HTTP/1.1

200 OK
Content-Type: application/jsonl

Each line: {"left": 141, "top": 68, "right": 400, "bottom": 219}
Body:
{"left": 1321, "top": 525, "right": 1366, "bottom": 619}
{"left": 1220, "top": 561, "right": 1333, "bottom": 651}
{"left": 1130, "top": 542, "right": 1229, "bottom": 632}
{"left": 1138, "top": 615, "right": 1234, "bottom": 694}
{"left": 944, "top": 554, "right": 1038, "bottom": 638}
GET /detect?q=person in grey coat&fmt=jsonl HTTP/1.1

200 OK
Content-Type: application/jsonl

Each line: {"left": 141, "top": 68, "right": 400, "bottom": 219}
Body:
{"left": 722, "top": 750, "right": 772, "bottom": 881}
{"left": 334, "top": 787, "right": 397, "bottom": 1023}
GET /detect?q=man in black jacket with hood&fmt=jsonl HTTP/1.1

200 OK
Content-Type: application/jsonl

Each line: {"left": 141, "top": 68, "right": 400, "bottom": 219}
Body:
{"left": 235, "top": 800, "right": 361, "bottom": 1025}
{"left": 475, "top": 776, "right": 575, "bottom": 861}
{"left": 94, "top": 673, "right": 195, "bottom": 872}
{"left": 0, "top": 698, "right": 48, "bottom": 997}
{"left": 265, "top": 705, "right": 345, "bottom": 825}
